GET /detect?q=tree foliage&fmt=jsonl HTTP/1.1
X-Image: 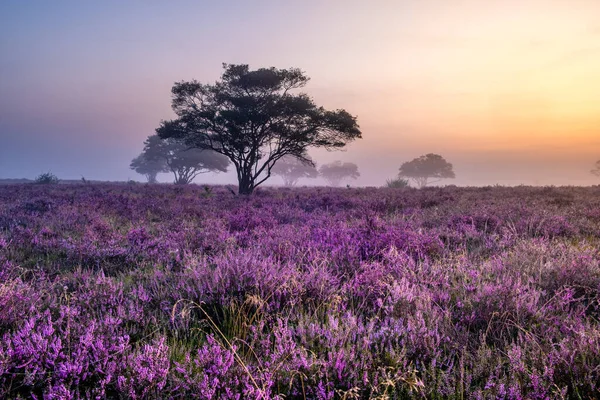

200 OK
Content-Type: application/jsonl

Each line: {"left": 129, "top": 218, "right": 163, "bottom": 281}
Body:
{"left": 319, "top": 161, "right": 360, "bottom": 187}
{"left": 398, "top": 154, "right": 455, "bottom": 188}
{"left": 156, "top": 63, "right": 361, "bottom": 194}
{"left": 271, "top": 154, "right": 318, "bottom": 186}
{"left": 591, "top": 160, "right": 600, "bottom": 178}
{"left": 129, "top": 153, "right": 166, "bottom": 183}
{"left": 134, "top": 135, "right": 229, "bottom": 184}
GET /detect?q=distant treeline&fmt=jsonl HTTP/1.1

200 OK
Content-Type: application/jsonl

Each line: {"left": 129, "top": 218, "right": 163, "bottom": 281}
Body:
{"left": 0, "top": 179, "right": 140, "bottom": 185}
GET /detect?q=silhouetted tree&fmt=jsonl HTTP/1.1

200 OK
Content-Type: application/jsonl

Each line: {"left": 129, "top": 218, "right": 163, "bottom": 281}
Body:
{"left": 137, "top": 135, "right": 229, "bottom": 184}
{"left": 592, "top": 160, "right": 600, "bottom": 178}
{"left": 130, "top": 153, "right": 166, "bottom": 183}
{"left": 398, "top": 153, "right": 455, "bottom": 188}
{"left": 156, "top": 63, "right": 361, "bottom": 194}
{"left": 272, "top": 154, "right": 318, "bottom": 186}
{"left": 319, "top": 161, "right": 360, "bottom": 187}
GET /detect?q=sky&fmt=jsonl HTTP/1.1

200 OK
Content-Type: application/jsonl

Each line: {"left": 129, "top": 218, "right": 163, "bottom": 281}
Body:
{"left": 1, "top": 0, "right": 599, "bottom": 186}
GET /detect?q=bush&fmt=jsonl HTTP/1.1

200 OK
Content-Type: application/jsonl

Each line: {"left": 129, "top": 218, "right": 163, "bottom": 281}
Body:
{"left": 34, "top": 172, "right": 59, "bottom": 184}
{"left": 385, "top": 177, "right": 409, "bottom": 188}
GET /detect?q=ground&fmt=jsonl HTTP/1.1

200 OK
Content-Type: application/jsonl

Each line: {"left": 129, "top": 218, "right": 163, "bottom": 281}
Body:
{"left": 1, "top": 184, "right": 599, "bottom": 399}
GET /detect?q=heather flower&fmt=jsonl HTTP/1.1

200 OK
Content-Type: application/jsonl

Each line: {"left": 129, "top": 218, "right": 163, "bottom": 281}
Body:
{"left": 118, "top": 337, "right": 170, "bottom": 399}
{"left": 1, "top": 184, "right": 599, "bottom": 397}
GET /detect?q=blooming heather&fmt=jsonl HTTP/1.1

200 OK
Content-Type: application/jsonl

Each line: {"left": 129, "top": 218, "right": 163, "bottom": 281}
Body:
{"left": 0, "top": 183, "right": 599, "bottom": 398}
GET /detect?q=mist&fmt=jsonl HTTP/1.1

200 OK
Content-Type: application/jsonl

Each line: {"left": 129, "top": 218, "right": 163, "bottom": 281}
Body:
{"left": 1, "top": 0, "right": 599, "bottom": 187}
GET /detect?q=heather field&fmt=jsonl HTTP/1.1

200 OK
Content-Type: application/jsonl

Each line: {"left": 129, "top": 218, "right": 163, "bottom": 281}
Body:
{"left": 1, "top": 184, "right": 600, "bottom": 399}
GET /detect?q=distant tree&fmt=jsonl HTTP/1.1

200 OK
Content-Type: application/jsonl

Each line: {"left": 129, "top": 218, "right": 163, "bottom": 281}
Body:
{"left": 385, "top": 177, "right": 410, "bottom": 188}
{"left": 319, "top": 161, "right": 360, "bottom": 187}
{"left": 138, "top": 135, "right": 229, "bottom": 184}
{"left": 592, "top": 160, "right": 600, "bottom": 178}
{"left": 272, "top": 154, "right": 318, "bottom": 186}
{"left": 156, "top": 63, "right": 361, "bottom": 194}
{"left": 34, "top": 172, "right": 59, "bottom": 184}
{"left": 398, "top": 153, "right": 455, "bottom": 188}
{"left": 130, "top": 153, "right": 166, "bottom": 183}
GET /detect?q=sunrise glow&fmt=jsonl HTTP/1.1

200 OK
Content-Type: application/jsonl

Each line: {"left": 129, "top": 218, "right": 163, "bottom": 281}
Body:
{"left": 1, "top": 0, "right": 599, "bottom": 185}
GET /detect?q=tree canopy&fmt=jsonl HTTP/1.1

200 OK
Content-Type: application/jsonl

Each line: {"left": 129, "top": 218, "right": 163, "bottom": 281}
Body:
{"left": 156, "top": 63, "right": 361, "bottom": 194}
{"left": 319, "top": 161, "right": 360, "bottom": 187}
{"left": 134, "top": 135, "right": 229, "bottom": 184}
{"left": 271, "top": 154, "right": 318, "bottom": 186}
{"left": 130, "top": 152, "right": 166, "bottom": 183}
{"left": 398, "top": 153, "right": 455, "bottom": 188}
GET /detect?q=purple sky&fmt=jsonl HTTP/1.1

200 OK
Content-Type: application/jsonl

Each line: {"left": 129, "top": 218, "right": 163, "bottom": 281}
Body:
{"left": 1, "top": 1, "right": 600, "bottom": 186}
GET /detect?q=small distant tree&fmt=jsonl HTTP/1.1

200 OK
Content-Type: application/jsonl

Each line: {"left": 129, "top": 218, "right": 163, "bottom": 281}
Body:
{"left": 272, "top": 155, "right": 318, "bottom": 186}
{"left": 156, "top": 63, "right": 361, "bottom": 194}
{"left": 319, "top": 161, "right": 360, "bottom": 187}
{"left": 34, "top": 172, "right": 59, "bottom": 184}
{"left": 591, "top": 160, "right": 600, "bottom": 178}
{"left": 385, "top": 177, "right": 409, "bottom": 188}
{"left": 398, "top": 153, "right": 455, "bottom": 188}
{"left": 137, "top": 135, "right": 230, "bottom": 184}
{"left": 130, "top": 153, "right": 166, "bottom": 183}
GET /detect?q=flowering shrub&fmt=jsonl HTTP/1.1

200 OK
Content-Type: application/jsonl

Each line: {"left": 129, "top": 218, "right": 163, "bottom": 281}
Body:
{"left": 0, "top": 183, "right": 599, "bottom": 398}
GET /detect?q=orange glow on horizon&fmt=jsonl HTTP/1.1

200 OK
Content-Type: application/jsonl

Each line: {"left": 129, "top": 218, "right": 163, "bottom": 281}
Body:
{"left": 2, "top": 0, "right": 599, "bottom": 184}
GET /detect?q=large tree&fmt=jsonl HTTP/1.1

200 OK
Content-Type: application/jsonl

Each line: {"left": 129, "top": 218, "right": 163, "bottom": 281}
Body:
{"left": 272, "top": 154, "right": 318, "bottom": 186}
{"left": 136, "top": 135, "right": 229, "bottom": 184}
{"left": 592, "top": 160, "right": 600, "bottom": 178}
{"left": 130, "top": 153, "right": 166, "bottom": 183}
{"left": 156, "top": 63, "right": 361, "bottom": 194}
{"left": 319, "top": 161, "right": 360, "bottom": 187}
{"left": 398, "top": 153, "right": 455, "bottom": 188}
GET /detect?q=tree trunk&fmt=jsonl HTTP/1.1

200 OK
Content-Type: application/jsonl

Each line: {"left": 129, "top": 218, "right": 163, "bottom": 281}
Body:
{"left": 174, "top": 174, "right": 190, "bottom": 184}
{"left": 238, "top": 173, "right": 254, "bottom": 195}
{"left": 146, "top": 173, "right": 158, "bottom": 184}
{"left": 283, "top": 177, "right": 298, "bottom": 187}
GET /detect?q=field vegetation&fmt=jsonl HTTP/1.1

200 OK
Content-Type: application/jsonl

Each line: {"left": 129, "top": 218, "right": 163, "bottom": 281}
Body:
{"left": 1, "top": 184, "right": 599, "bottom": 398}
